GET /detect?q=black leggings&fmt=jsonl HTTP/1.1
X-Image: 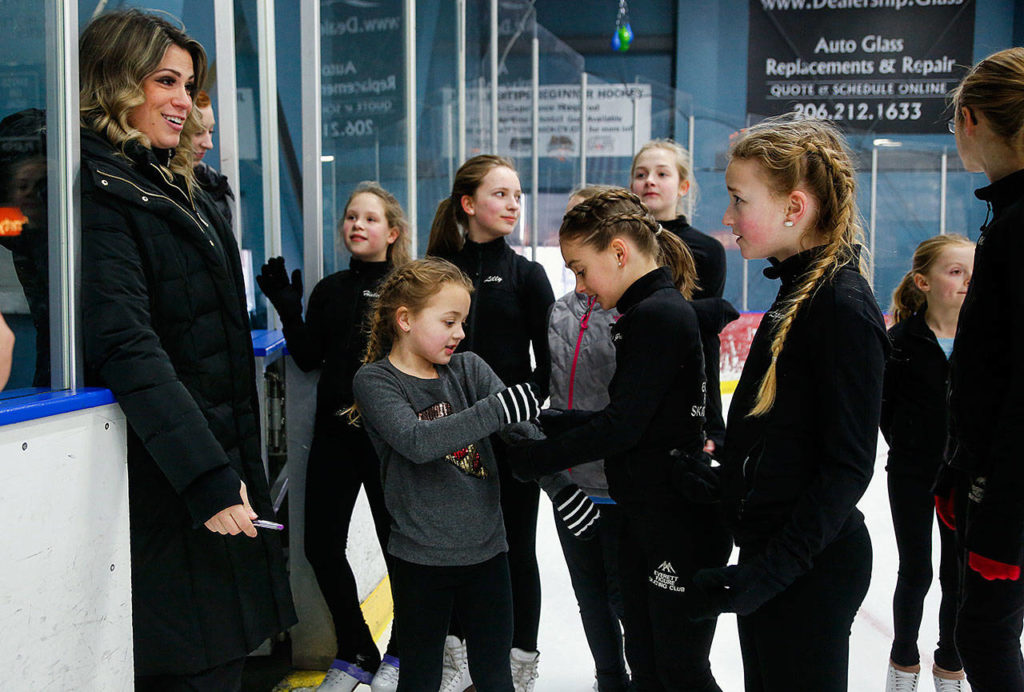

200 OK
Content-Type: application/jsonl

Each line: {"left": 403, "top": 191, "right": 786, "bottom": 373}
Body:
{"left": 618, "top": 500, "right": 732, "bottom": 691}
{"left": 887, "top": 472, "right": 961, "bottom": 670}
{"left": 737, "top": 524, "right": 872, "bottom": 692}
{"left": 392, "top": 553, "right": 514, "bottom": 692}
{"left": 554, "top": 501, "right": 628, "bottom": 691}
{"left": 304, "top": 423, "right": 397, "bottom": 664}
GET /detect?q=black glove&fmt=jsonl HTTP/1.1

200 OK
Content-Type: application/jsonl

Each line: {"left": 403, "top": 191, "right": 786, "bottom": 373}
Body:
{"left": 256, "top": 256, "right": 304, "bottom": 323}
{"left": 495, "top": 383, "right": 540, "bottom": 425}
{"left": 537, "top": 408, "right": 573, "bottom": 437}
{"left": 670, "top": 451, "right": 721, "bottom": 504}
{"left": 552, "top": 485, "right": 601, "bottom": 540}
{"left": 686, "top": 558, "right": 788, "bottom": 620}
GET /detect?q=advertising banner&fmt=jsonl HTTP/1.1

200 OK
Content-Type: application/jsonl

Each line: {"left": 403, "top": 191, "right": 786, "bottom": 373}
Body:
{"left": 747, "top": 0, "right": 975, "bottom": 133}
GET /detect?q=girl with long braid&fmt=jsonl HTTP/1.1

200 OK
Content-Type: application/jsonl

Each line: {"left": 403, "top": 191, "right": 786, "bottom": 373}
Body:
{"left": 684, "top": 117, "right": 887, "bottom": 691}
{"left": 510, "top": 187, "right": 732, "bottom": 691}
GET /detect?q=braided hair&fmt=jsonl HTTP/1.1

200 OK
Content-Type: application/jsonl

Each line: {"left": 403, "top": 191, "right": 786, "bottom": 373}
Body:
{"left": 730, "top": 116, "right": 865, "bottom": 417}
{"left": 890, "top": 234, "right": 973, "bottom": 324}
{"left": 427, "top": 154, "right": 517, "bottom": 256}
{"left": 345, "top": 257, "right": 474, "bottom": 424}
{"left": 559, "top": 187, "right": 698, "bottom": 299}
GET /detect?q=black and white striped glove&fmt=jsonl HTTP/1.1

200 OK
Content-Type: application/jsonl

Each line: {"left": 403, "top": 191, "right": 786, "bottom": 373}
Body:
{"left": 553, "top": 485, "right": 601, "bottom": 540}
{"left": 495, "top": 383, "right": 540, "bottom": 425}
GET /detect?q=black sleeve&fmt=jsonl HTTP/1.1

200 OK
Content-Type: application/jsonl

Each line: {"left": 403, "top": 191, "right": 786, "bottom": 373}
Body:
{"left": 700, "top": 235, "right": 727, "bottom": 299}
{"left": 758, "top": 291, "right": 886, "bottom": 588}
{"left": 281, "top": 278, "right": 331, "bottom": 372}
{"left": 879, "top": 328, "right": 901, "bottom": 446}
{"left": 521, "top": 303, "right": 694, "bottom": 477}
{"left": 524, "top": 261, "right": 556, "bottom": 401}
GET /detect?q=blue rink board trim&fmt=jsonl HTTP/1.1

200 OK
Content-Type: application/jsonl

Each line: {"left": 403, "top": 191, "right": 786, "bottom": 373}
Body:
{"left": 252, "top": 329, "right": 286, "bottom": 357}
{"left": 0, "top": 387, "right": 117, "bottom": 427}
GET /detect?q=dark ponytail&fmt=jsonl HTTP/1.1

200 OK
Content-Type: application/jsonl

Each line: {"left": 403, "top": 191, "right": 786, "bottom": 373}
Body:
{"left": 427, "top": 154, "right": 516, "bottom": 256}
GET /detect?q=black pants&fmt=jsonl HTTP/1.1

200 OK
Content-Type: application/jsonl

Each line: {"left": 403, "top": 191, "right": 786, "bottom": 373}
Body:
{"left": 887, "top": 472, "right": 961, "bottom": 670}
{"left": 391, "top": 553, "right": 514, "bottom": 692}
{"left": 955, "top": 482, "right": 1024, "bottom": 691}
{"left": 618, "top": 499, "right": 731, "bottom": 691}
{"left": 452, "top": 439, "right": 541, "bottom": 652}
{"left": 554, "top": 500, "right": 629, "bottom": 691}
{"left": 737, "top": 524, "right": 871, "bottom": 692}
{"left": 304, "top": 423, "right": 397, "bottom": 664}
{"left": 135, "top": 657, "right": 244, "bottom": 692}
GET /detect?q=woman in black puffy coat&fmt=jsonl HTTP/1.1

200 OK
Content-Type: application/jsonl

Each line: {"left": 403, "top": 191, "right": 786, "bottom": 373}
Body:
{"left": 79, "top": 10, "right": 295, "bottom": 690}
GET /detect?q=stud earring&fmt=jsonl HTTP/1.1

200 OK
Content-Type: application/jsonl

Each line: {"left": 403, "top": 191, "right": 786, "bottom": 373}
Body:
{"left": 617, "top": 260, "right": 622, "bottom": 267}
{"left": 783, "top": 220, "right": 794, "bottom": 227}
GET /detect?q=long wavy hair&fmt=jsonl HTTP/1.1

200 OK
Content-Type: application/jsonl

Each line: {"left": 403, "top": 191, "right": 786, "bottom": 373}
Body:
{"left": 346, "top": 258, "right": 474, "bottom": 423}
{"left": 559, "top": 187, "right": 698, "bottom": 300}
{"left": 342, "top": 181, "right": 412, "bottom": 268}
{"left": 890, "top": 234, "right": 973, "bottom": 324}
{"left": 427, "top": 154, "right": 517, "bottom": 256}
{"left": 79, "top": 9, "right": 207, "bottom": 191}
{"left": 730, "top": 116, "right": 865, "bottom": 417}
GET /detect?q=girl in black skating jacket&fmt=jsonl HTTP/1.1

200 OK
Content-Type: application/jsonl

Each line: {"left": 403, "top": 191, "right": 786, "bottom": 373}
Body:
{"left": 883, "top": 234, "right": 974, "bottom": 692}
{"left": 686, "top": 117, "right": 887, "bottom": 692}
{"left": 257, "top": 182, "right": 410, "bottom": 690}
{"left": 426, "top": 155, "right": 555, "bottom": 687}
{"left": 935, "top": 47, "right": 1024, "bottom": 692}
{"left": 510, "top": 187, "right": 731, "bottom": 692}
{"left": 630, "top": 139, "right": 734, "bottom": 454}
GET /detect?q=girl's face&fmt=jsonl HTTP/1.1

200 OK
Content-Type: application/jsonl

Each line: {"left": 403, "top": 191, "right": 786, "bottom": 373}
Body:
{"left": 919, "top": 244, "right": 974, "bottom": 312}
{"left": 723, "top": 158, "right": 804, "bottom": 261}
{"left": 463, "top": 166, "right": 521, "bottom": 241}
{"left": 192, "top": 105, "right": 215, "bottom": 162}
{"left": 560, "top": 236, "right": 626, "bottom": 310}
{"left": 343, "top": 192, "right": 399, "bottom": 262}
{"left": 631, "top": 148, "right": 688, "bottom": 221}
{"left": 399, "top": 282, "right": 471, "bottom": 368}
{"left": 128, "top": 44, "right": 195, "bottom": 150}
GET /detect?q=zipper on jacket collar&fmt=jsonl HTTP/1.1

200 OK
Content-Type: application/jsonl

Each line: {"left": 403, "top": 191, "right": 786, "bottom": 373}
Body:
{"left": 567, "top": 295, "right": 596, "bottom": 410}
{"left": 96, "top": 168, "right": 212, "bottom": 240}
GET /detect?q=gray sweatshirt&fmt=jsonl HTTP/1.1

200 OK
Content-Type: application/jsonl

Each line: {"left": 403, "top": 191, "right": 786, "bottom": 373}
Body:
{"left": 352, "top": 352, "right": 542, "bottom": 566}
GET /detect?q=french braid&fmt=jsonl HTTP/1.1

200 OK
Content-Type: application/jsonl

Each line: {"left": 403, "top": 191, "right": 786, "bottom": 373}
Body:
{"left": 560, "top": 187, "right": 699, "bottom": 299}
{"left": 344, "top": 257, "right": 473, "bottom": 424}
{"left": 731, "top": 117, "right": 865, "bottom": 417}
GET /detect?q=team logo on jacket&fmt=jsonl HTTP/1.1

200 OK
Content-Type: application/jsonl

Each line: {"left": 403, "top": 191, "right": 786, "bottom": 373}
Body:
{"left": 483, "top": 275, "right": 503, "bottom": 283}
{"left": 649, "top": 560, "right": 685, "bottom": 593}
{"left": 416, "top": 401, "right": 487, "bottom": 478}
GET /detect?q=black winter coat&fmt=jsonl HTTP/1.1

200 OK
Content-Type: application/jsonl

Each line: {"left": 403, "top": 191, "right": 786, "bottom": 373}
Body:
{"left": 945, "top": 168, "right": 1024, "bottom": 566}
{"left": 881, "top": 311, "right": 950, "bottom": 479}
{"left": 282, "top": 258, "right": 390, "bottom": 434}
{"left": 437, "top": 236, "right": 555, "bottom": 398}
{"left": 722, "top": 247, "right": 886, "bottom": 589}
{"left": 79, "top": 129, "right": 296, "bottom": 675}
{"left": 512, "top": 268, "right": 708, "bottom": 504}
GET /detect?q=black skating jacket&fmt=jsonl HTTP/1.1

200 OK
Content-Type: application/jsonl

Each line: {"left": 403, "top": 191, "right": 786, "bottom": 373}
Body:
{"left": 662, "top": 215, "right": 736, "bottom": 452}
{"left": 881, "top": 311, "right": 950, "bottom": 479}
{"left": 722, "top": 246, "right": 886, "bottom": 586}
{"left": 437, "top": 236, "right": 555, "bottom": 398}
{"left": 945, "top": 168, "right": 1024, "bottom": 566}
{"left": 79, "top": 129, "right": 296, "bottom": 674}
{"left": 281, "top": 258, "right": 390, "bottom": 434}
{"left": 513, "top": 267, "right": 708, "bottom": 504}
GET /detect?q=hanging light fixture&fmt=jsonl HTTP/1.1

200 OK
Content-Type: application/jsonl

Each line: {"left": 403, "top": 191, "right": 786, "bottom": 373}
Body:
{"left": 611, "top": 0, "right": 633, "bottom": 52}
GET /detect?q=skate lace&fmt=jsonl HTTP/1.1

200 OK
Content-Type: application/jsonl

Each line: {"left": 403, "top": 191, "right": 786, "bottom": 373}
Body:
{"left": 885, "top": 665, "right": 919, "bottom": 692}
{"left": 932, "top": 675, "right": 966, "bottom": 692}
{"left": 317, "top": 667, "right": 356, "bottom": 692}
{"left": 440, "top": 641, "right": 469, "bottom": 692}
{"left": 511, "top": 656, "right": 539, "bottom": 692}
{"left": 374, "top": 662, "right": 400, "bottom": 684}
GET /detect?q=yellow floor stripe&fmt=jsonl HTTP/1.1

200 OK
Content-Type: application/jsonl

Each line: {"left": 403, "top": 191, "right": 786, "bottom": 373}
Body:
{"left": 721, "top": 379, "right": 738, "bottom": 395}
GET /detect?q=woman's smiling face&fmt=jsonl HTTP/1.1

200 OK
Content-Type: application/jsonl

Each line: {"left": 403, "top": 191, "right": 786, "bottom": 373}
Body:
{"left": 128, "top": 44, "right": 195, "bottom": 150}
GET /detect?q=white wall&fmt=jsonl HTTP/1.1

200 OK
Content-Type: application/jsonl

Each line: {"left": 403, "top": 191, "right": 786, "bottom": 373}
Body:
{"left": 0, "top": 404, "right": 132, "bottom": 688}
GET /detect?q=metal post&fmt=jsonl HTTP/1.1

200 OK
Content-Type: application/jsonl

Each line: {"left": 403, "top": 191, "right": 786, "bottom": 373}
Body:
{"left": 687, "top": 113, "right": 695, "bottom": 220}
{"left": 632, "top": 90, "right": 640, "bottom": 154}
{"left": 257, "top": 0, "right": 282, "bottom": 322}
{"left": 870, "top": 147, "right": 878, "bottom": 289}
{"left": 301, "top": 0, "right": 323, "bottom": 296}
{"left": 405, "top": 0, "right": 418, "bottom": 255}
{"left": 940, "top": 151, "right": 948, "bottom": 235}
{"left": 490, "top": 0, "right": 499, "bottom": 152}
{"left": 214, "top": 0, "right": 242, "bottom": 246}
{"left": 456, "top": 0, "right": 466, "bottom": 164}
{"left": 531, "top": 35, "right": 539, "bottom": 261}
{"left": 580, "top": 73, "right": 587, "bottom": 187}
{"left": 45, "top": 0, "right": 80, "bottom": 390}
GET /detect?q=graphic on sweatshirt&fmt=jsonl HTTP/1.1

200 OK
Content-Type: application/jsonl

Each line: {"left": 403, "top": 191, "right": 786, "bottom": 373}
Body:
{"left": 416, "top": 401, "right": 487, "bottom": 478}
